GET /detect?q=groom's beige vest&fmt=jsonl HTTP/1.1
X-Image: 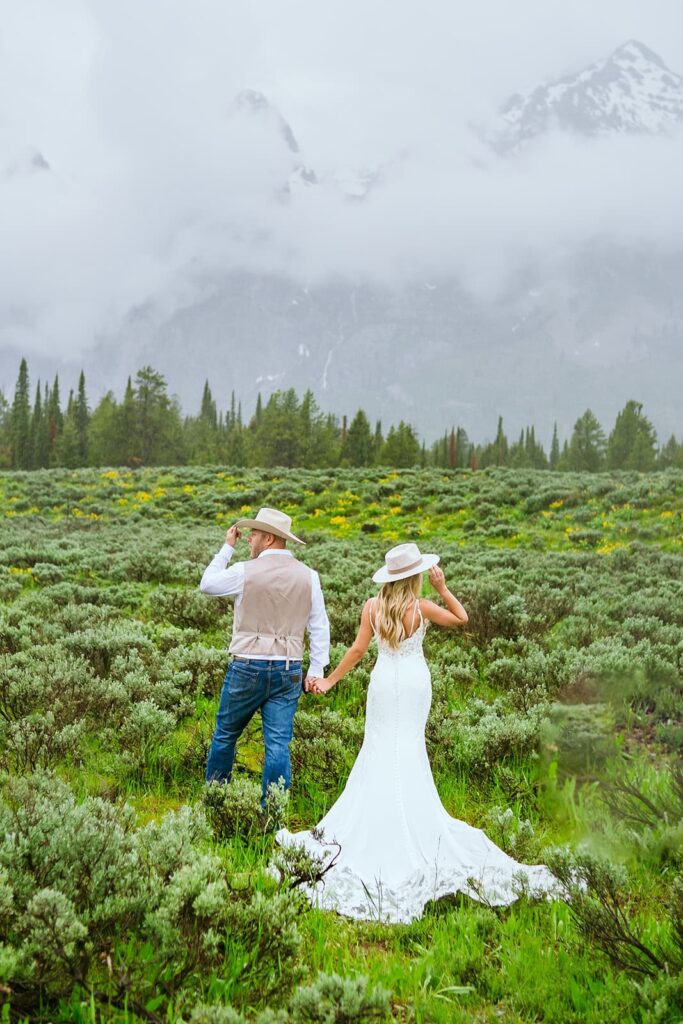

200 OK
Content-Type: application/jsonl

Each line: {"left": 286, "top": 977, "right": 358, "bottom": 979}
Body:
{"left": 229, "top": 554, "right": 312, "bottom": 665}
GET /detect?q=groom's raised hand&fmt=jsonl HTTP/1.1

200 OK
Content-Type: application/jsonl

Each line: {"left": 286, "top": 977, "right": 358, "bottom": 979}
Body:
{"left": 225, "top": 524, "right": 242, "bottom": 547}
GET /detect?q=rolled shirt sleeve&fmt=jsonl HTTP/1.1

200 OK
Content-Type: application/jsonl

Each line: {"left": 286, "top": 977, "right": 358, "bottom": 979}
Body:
{"left": 307, "top": 569, "right": 330, "bottom": 678}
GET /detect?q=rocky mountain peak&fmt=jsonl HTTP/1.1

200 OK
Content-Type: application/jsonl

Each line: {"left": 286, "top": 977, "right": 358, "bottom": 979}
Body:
{"left": 493, "top": 40, "right": 683, "bottom": 151}
{"left": 232, "top": 88, "right": 302, "bottom": 156}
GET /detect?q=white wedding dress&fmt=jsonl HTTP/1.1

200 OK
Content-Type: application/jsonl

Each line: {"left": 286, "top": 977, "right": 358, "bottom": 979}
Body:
{"left": 276, "top": 603, "right": 560, "bottom": 924}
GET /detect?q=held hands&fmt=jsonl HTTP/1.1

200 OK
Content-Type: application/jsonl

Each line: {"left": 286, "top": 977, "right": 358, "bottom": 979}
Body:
{"left": 304, "top": 676, "right": 335, "bottom": 696}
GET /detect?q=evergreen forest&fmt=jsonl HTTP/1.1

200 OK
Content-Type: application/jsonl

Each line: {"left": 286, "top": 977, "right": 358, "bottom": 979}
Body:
{"left": 2, "top": 358, "right": 682, "bottom": 472}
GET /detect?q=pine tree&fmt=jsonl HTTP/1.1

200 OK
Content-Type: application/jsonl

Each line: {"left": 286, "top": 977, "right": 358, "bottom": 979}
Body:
{"left": 250, "top": 389, "right": 302, "bottom": 467}
{"left": 372, "top": 420, "right": 384, "bottom": 464}
{"left": 114, "top": 377, "right": 137, "bottom": 465}
{"left": 200, "top": 380, "right": 217, "bottom": 428}
{"left": 494, "top": 416, "right": 508, "bottom": 466}
{"left": 448, "top": 428, "right": 457, "bottom": 469}
{"left": 527, "top": 425, "right": 548, "bottom": 469}
{"left": 657, "top": 435, "right": 683, "bottom": 469}
{"left": 456, "top": 426, "right": 470, "bottom": 468}
{"left": 29, "top": 379, "right": 45, "bottom": 469}
{"left": 342, "top": 409, "right": 373, "bottom": 466}
{"left": 75, "top": 371, "right": 89, "bottom": 465}
{"left": 558, "top": 439, "right": 570, "bottom": 471}
{"left": 10, "top": 358, "right": 31, "bottom": 469}
{"left": 46, "top": 375, "right": 63, "bottom": 465}
{"left": 381, "top": 421, "right": 420, "bottom": 467}
{"left": 568, "top": 409, "right": 606, "bottom": 471}
{"left": 56, "top": 389, "right": 81, "bottom": 467}
{"left": 607, "top": 401, "right": 657, "bottom": 470}
{"left": 188, "top": 380, "right": 218, "bottom": 462}
{"left": 550, "top": 422, "right": 560, "bottom": 470}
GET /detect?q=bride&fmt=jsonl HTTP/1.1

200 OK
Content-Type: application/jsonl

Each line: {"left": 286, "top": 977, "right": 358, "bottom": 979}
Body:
{"left": 276, "top": 542, "right": 560, "bottom": 924}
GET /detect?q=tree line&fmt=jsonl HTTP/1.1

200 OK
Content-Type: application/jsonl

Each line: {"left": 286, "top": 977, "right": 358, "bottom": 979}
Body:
{"left": 0, "top": 358, "right": 680, "bottom": 471}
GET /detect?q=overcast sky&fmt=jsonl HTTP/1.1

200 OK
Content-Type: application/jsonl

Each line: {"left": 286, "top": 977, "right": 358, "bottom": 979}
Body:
{"left": 2, "top": 0, "right": 683, "bottom": 360}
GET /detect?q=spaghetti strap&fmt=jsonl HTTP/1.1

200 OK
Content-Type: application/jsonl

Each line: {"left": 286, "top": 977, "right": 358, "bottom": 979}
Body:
{"left": 408, "top": 599, "right": 420, "bottom": 636}
{"left": 369, "top": 599, "right": 378, "bottom": 635}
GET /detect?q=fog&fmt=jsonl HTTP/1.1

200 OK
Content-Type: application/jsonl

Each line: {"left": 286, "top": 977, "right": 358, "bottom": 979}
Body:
{"left": 1, "top": 0, "right": 683, "bottom": 361}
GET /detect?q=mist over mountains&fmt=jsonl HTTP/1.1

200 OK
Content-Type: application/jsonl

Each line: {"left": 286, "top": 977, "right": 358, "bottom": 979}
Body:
{"left": 1, "top": 37, "right": 682, "bottom": 446}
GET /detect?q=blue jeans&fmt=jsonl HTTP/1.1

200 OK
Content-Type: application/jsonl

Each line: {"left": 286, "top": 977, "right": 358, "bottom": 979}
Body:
{"left": 205, "top": 658, "right": 303, "bottom": 797}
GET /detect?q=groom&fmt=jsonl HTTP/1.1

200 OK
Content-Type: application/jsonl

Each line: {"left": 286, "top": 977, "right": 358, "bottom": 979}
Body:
{"left": 199, "top": 507, "right": 330, "bottom": 797}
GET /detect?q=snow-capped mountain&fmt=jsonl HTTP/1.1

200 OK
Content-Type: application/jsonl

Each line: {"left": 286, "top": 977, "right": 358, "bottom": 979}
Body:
{"left": 2, "top": 42, "right": 682, "bottom": 445}
{"left": 493, "top": 40, "right": 683, "bottom": 151}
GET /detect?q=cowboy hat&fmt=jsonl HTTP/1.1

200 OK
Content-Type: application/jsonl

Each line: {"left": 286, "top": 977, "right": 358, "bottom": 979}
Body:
{"left": 373, "top": 542, "right": 439, "bottom": 583}
{"left": 235, "top": 507, "right": 305, "bottom": 545}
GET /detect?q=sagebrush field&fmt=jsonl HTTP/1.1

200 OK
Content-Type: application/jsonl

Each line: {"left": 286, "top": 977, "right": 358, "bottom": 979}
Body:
{"left": 1, "top": 466, "right": 682, "bottom": 1023}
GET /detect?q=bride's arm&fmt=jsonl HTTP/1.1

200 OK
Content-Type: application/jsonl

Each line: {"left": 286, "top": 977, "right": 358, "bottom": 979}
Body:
{"left": 421, "top": 565, "right": 468, "bottom": 627}
{"left": 313, "top": 599, "right": 374, "bottom": 694}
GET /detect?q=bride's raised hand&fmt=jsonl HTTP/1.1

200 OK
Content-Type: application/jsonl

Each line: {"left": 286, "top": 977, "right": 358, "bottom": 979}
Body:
{"left": 428, "top": 564, "right": 447, "bottom": 594}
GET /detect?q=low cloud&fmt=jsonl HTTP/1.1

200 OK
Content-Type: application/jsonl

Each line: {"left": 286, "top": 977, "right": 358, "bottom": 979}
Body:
{"left": 1, "top": 0, "right": 683, "bottom": 360}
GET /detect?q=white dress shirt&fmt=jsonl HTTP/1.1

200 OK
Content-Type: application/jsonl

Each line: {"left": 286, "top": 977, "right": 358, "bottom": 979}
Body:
{"left": 199, "top": 545, "right": 330, "bottom": 677}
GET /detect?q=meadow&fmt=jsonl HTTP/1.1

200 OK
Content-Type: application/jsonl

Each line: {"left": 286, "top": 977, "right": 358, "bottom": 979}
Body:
{"left": 0, "top": 465, "right": 681, "bottom": 1023}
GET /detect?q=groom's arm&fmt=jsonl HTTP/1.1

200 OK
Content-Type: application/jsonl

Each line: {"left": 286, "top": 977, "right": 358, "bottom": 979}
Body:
{"left": 306, "top": 570, "right": 330, "bottom": 679}
{"left": 198, "top": 543, "right": 245, "bottom": 598}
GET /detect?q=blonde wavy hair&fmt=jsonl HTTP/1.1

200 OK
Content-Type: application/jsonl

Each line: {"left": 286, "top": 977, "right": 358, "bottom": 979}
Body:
{"left": 373, "top": 574, "right": 423, "bottom": 649}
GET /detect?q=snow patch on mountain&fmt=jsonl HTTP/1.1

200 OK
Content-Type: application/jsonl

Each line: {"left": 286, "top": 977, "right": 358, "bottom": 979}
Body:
{"left": 491, "top": 40, "right": 683, "bottom": 151}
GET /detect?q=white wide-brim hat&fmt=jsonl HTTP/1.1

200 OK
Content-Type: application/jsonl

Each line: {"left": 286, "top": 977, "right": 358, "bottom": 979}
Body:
{"left": 235, "top": 507, "right": 305, "bottom": 545}
{"left": 373, "top": 542, "right": 439, "bottom": 583}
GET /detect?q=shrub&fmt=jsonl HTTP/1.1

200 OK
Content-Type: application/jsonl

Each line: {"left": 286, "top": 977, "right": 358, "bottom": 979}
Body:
{"left": 202, "top": 777, "right": 289, "bottom": 839}
{"left": 291, "top": 710, "right": 363, "bottom": 792}
{"left": 0, "top": 773, "right": 302, "bottom": 1018}
{"left": 428, "top": 697, "right": 547, "bottom": 777}
{"left": 288, "top": 972, "right": 391, "bottom": 1022}
{"left": 546, "top": 848, "right": 683, "bottom": 978}
{"left": 153, "top": 587, "right": 231, "bottom": 631}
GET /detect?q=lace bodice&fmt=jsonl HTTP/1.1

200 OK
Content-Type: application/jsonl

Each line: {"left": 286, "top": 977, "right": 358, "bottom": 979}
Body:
{"left": 371, "top": 600, "right": 427, "bottom": 659}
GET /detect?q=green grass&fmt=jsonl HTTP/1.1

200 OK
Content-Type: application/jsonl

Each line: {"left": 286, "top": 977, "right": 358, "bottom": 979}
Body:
{"left": 1, "top": 465, "right": 681, "bottom": 1021}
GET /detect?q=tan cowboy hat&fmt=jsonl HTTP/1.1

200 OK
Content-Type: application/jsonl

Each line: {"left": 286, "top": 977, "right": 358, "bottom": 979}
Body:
{"left": 235, "top": 507, "right": 305, "bottom": 545}
{"left": 373, "top": 542, "right": 439, "bottom": 583}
